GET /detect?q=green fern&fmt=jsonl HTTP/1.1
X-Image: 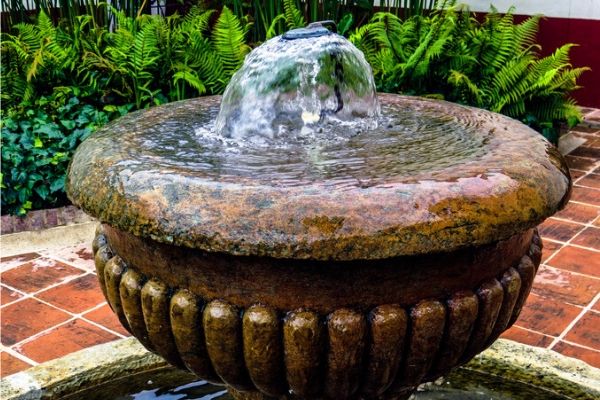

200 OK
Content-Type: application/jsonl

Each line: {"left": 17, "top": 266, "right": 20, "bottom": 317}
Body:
{"left": 350, "top": 5, "right": 589, "bottom": 143}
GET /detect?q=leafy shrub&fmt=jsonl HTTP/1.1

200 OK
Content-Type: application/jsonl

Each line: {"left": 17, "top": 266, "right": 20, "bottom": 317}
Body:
{"left": 1, "top": 87, "right": 130, "bottom": 215}
{"left": 350, "top": 4, "right": 589, "bottom": 143}
{"left": 80, "top": 6, "right": 252, "bottom": 108}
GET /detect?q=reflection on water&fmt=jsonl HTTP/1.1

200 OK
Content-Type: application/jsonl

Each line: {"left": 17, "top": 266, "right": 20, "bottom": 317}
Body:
{"left": 73, "top": 368, "right": 571, "bottom": 400}
{"left": 91, "top": 95, "right": 537, "bottom": 190}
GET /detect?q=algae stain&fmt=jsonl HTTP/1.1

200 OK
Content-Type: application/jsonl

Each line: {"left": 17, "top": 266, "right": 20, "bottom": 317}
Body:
{"left": 302, "top": 216, "right": 345, "bottom": 235}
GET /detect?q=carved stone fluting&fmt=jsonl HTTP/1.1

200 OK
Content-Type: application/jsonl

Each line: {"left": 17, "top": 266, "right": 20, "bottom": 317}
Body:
{"left": 93, "top": 226, "right": 542, "bottom": 400}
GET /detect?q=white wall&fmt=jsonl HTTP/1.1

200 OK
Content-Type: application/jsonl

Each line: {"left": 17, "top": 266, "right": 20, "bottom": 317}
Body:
{"left": 442, "top": 0, "right": 600, "bottom": 20}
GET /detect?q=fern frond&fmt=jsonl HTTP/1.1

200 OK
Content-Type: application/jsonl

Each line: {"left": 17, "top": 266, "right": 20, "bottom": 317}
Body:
{"left": 283, "top": 0, "right": 305, "bottom": 29}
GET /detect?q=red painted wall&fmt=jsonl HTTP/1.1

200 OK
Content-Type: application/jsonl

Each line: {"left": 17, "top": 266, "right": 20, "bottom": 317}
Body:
{"left": 516, "top": 15, "right": 600, "bottom": 108}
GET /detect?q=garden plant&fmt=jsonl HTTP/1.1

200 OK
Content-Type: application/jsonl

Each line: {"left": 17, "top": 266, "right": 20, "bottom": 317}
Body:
{"left": 1, "top": 0, "right": 588, "bottom": 215}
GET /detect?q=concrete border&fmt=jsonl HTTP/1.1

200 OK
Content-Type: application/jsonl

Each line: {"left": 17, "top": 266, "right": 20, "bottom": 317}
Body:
{"left": 1, "top": 338, "right": 598, "bottom": 399}
{"left": 1, "top": 221, "right": 98, "bottom": 259}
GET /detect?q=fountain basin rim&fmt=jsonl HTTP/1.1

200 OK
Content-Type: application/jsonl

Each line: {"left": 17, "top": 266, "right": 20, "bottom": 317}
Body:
{"left": 66, "top": 94, "right": 571, "bottom": 261}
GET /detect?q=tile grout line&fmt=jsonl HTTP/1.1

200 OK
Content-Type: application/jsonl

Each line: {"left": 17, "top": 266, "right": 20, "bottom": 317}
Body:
{"left": 5, "top": 295, "right": 103, "bottom": 346}
{"left": 78, "top": 316, "right": 128, "bottom": 339}
{"left": 549, "top": 216, "right": 600, "bottom": 230}
{"left": 7, "top": 299, "right": 119, "bottom": 349}
{"left": 560, "top": 339, "right": 600, "bottom": 354}
{"left": 511, "top": 323, "right": 557, "bottom": 339}
{"left": 548, "top": 292, "right": 600, "bottom": 350}
{"left": 0, "top": 344, "right": 39, "bottom": 366}
{"left": 0, "top": 272, "right": 95, "bottom": 309}
{"left": 568, "top": 199, "right": 600, "bottom": 209}
{"left": 0, "top": 252, "right": 92, "bottom": 274}
{"left": 539, "top": 263, "right": 600, "bottom": 281}
{"left": 541, "top": 236, "right": 600, "bottom": 253}
{"left": 543, "top": 217, "right": 593, "bottom": 265}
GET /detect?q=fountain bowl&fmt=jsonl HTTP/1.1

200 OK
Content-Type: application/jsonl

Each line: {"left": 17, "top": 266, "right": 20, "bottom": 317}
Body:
{"left": 66, "top": 90, "right": 571, "bottom": 399}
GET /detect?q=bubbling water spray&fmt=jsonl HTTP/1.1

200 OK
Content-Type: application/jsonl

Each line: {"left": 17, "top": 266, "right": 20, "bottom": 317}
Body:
{"left": 214, "top": 22, "right": 380, "bottom": 145}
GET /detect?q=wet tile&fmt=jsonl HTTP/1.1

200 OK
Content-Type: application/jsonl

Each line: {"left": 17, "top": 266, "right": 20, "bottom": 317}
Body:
{"left": 576, "top": 173, "right": 600, "bottom": 189}
{"left": 565, "top": 155, "right": 597, "bottom": 171}
{"left": 1, "top": 352, "right": 32, "bottom": 377}
{"left": 538, "top": 218, "right": 584, "bottom": 242}
{"left": 547, "top": 246, "right": 600, "bottom": 277}
{"left": 570, "top": 125, "right": 599, "bottom": 134}
{"left": 36, "top": 274, "right": 105, "bottom": 314}
{"left": 16, "top": 319, "right": 119, "bottom": 363}
{"left": 553, "top": 341, "right": 600, "bottom": 368}
{"left": 83, "top": 303, "right": 130, "bottom": 336}
{"left": 569, "top": 169, "right": 586, "bottom": 180}
{"left": 0, "top": 258, "right": 84, "bottom": 294}
{"left": 554, "top": 202, "right": 600, "bottom": 224}
{"left": 1, "top": 298, "right": 70, "bottom": 346}
{"left": 564, "top": 311, "right": 600, "bottom": 350}
{"left": 541, "top": 240, "right": 562, "bottom": 263}
{"left": 40, "top": 243, "right": 95, "bottom": 271}
{"left": 571, "top": 227, "right": 600, "bottom": 250}
{"left": 501, "top": 325, "right": 554, "bottom": 348}
{"left": 570, "top": 146, "right": 600, "bottom": 159}
{"left": 570, "top": 186, "right": 600, "bottom": 207}
{"left": 514, "top": 293, "right": 581, "bottom": 337}
{"left": 532, "top": 265, "right": 600, "bottom": 306}
{"left": 1, "top": 285, "right": 24, "bottom": 306}
{"left": 0, "top": 252, "right": 41, "bottom": 272}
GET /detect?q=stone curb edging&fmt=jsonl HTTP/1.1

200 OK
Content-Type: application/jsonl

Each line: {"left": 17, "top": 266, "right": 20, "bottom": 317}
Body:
{"left": 1, "top": 338, "right": 598, "bottom": 400}
{"left": 1, "top": 206, "right": 94, "bottom": 235}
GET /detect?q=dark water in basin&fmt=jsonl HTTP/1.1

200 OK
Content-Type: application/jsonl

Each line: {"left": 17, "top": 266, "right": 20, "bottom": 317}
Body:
{"left": 65, "top": 367, "right": 572, "bottom": 400}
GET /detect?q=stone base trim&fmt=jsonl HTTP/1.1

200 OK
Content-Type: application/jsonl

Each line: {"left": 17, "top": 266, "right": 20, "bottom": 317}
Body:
{"left": 93, "top": 228, "right": 542, "bottom": 400}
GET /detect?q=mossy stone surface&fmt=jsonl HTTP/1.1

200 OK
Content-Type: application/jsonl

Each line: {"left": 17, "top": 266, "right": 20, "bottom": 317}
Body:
{"left": 66, "top": 94, "right": 571, "bottom": 260}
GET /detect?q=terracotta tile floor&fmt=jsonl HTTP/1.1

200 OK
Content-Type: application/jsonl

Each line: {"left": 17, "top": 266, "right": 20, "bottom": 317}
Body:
{"left": 1, "top": 119, "right": 599, "bottom": 378}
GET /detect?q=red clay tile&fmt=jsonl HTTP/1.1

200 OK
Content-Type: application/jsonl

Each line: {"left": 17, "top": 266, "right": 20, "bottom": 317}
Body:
{"left": 16, "top": 319, "right": 119, "bottom": 363}
{"left": 564, "top": 311, "right": 600, "bottom": 350}
{"left": 570, "top": 186, "right": 600, "bottom": 207}
{"left": 565, "top": 155, "right": 597, "bottom": 171}
{"left": 40, "top": 244, "right": 95, "bottom": 271}
{"left": 83, "top": 303, "right": 130, "bottom": 336}
{"left": 512, "top": 293, "right": 581, "bottom": 337}
{"left": 0, "top": 252, "right": 41, "bottom": 272}
{"left": 577, "top": 173, "right": 600, "bottom": 189}
{"left": 541, "top": 240, "right": 562, "bottom": 263}
{"left": 547, "top": 246, "right": 600, "bottom": 277}
{"left": 538, "top": 218, "right": 584, "bottom": 242}
{"left": 571, "top": 227, "right": 600, "bottom": 250}
{"left": 1, "top": 352, "right": 32, "bottom": 377}
{"left": 553, "top": 341, "right": 600, "bottom": 368}
{"left": 594, "top": 217, "right": 600, "bottom": 228}
{"left": 1, "top": 285, "right": 24, "bottom": 306}
{"left": 554, "top": 202, "right": 600, "bottom": 224}
{"left": 570, "top": 146, "right": 600, "bottom": 159}
{"left": 36, "top": 274, "right": 105, "bottom": 314}
{"left": 0, "top": 258, "right": 84, "bottom": 293}
{"left": 501, "top": 325, "right": 554, "bottom": 348}
{"left": 570, "top": 170, "right": 586, "bottom": 180}
{"left": 532, "top": 265, "right": 600, "bottom": 306}
{"left": 1, "top": 298, "right": 70, "bottom": 345}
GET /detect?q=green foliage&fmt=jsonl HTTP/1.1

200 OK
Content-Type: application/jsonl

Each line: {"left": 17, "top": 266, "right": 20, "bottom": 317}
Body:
{"left": 1, "top": 87, "right": 129, "bottom": 215}
{"left": 80, "top": 6, "right": 251, "bottom": 108}
{"left": 350, "top": 4, "right": 589, "bottom": 142}
{"left": 219, "top": 0, "right": 436, "bottom": 41}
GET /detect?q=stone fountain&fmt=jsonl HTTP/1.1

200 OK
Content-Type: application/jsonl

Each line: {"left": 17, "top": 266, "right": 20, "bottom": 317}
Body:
{"left": 66, "top": 22, "right": 571, "bottom": 400}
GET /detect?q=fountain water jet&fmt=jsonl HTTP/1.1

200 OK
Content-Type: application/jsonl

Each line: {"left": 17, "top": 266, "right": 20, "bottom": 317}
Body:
{"left": 66, "top": 22, "right": 571, "bottom": 400}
